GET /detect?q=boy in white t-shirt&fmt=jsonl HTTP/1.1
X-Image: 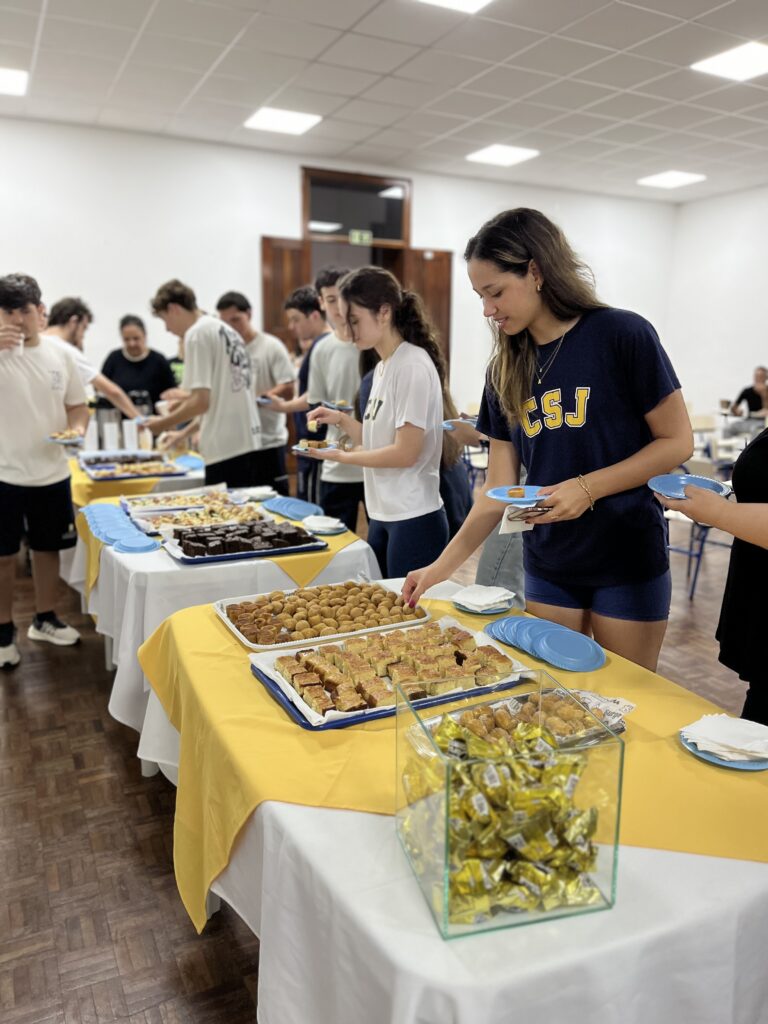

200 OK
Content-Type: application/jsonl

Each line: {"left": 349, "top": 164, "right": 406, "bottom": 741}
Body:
{"left": 0, "top": 274, "right": 89, "bottom": 669}
{"left": 216, "top": 290, "right": 296, "bottom": 496}
{"left": 146, "top": 280, "right": 261, "bottom": 487}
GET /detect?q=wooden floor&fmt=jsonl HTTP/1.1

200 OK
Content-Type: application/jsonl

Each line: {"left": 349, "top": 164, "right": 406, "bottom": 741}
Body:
{"left": 0, "top": 520, "right": 743, "bottom": 1022}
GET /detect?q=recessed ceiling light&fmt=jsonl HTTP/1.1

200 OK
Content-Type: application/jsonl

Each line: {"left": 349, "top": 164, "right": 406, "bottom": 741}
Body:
{"left": 308, "top": 220, "right": 343, "bottom": 233}
{"left": 637, "top": 170, "right": 706, "bottom": 189}
{"left": 243, "top": 107, "right": 322, "bottom": 135}
{"left": 0, "top": 68, "right": 28, "bottom": 96}
{"left": 378, "top": 185, "right": 405, "bottom": 199}
{"left": 415, "top": 0, "right": 492, "bottom": 12}
{"left": 466, "top": 144, "right": 539, "bottom": 167}
{"left": 691, "top": 41, "right": 768, "bottom": 82}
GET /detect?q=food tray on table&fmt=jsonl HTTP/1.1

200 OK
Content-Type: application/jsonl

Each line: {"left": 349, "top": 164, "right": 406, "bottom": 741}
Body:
{"left": 214, "top": 580, "right": 431, "bottom": 652}
{"left": 132, "top": 502, "right": 270, "bottom": 535}
{"left": 79, "top": 450, "right": 187, "bottom": 481}
{"left": 163, "top": 519, "right": 326, "bottom": 564}
{"left": 120, "top": 484, "right": 229, "bottom": 513}
{"left": 250, "top": 615, "right": 529, "bottom": 729}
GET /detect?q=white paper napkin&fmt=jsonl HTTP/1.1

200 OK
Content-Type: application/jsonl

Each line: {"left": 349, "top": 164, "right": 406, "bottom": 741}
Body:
{"left": 452, "top": 584, "right": 516, "bottom": 610}
{"left": 681, "top": 714, "right": 768, "bottom": 761}
{"left": 303, "top": 515, "right": 344, "bottom": 531}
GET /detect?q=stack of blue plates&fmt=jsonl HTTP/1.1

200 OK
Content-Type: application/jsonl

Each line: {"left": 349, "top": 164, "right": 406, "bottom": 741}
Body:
{"left": 81, "top": 504, "right": 160, "bottom": 554}
{"left": 484, "top": 616, "right": 605, "bottom": 672}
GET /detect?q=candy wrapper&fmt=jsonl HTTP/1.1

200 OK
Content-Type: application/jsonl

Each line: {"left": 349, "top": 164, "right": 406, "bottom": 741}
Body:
{"left": 395, "top": 672, "right": 623, "bottom": 939}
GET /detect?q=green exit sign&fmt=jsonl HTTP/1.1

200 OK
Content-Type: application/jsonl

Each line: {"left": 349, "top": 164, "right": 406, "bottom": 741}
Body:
{"left": 348, "top": 228, "right": 373, "bottom": 245}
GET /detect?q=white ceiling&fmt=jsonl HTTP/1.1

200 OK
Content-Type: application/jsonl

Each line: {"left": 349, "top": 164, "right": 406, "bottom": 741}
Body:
{"left": 3, "top": 0, "right": 768, "bottom": 201}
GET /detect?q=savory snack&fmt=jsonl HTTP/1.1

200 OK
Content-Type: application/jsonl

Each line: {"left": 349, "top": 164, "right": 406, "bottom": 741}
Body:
{"left": 49, "top": 428, "right": 82, "bottom": 441}
{"left": 451, "top": 690, "right": 604, "bottom": 744}
{"left": 90, "top": 461, "right": 179, "bottom": 478}
{"left": 507, "top": 487, "right": 525, "bottom": 498}
{"left": 173, "top": 520, "right": 313, "bottom": 557}
{"left": 126, "top": 491, "right": 232, "bottom": 510}
{"left": 225, "top": 581, "right": 428, "bottom": 647}
{"left": 141, "top": 502, "right": 264, "bottom": 528}
{"left": 270, "top": 621, "right": 518, "bottom": 716}
{"left": 297, "top": 439, "right": 331, "bottom": 450}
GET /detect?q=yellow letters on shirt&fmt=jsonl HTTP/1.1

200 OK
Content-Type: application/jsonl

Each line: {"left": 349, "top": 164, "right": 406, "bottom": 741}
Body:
{"left": 521, "top": 387, "right": 591, "bottom": 438}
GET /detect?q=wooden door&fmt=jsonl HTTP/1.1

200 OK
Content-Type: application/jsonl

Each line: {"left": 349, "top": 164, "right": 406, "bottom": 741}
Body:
{"left": 261, "top": 236, "right": 311, "bottom": 347}
{"left": 402, "top": 248, "right": 452, "bottom": 366}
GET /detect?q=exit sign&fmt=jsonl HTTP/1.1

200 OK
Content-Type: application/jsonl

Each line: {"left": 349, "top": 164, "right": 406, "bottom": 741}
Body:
{"left": 348, "top": 228, "right": 373, "bottom": 245}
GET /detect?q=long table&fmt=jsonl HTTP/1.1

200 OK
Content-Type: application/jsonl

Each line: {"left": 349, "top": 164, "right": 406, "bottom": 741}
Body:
{"left": 136, "top": 580, "right": 768, "bottom": 1024}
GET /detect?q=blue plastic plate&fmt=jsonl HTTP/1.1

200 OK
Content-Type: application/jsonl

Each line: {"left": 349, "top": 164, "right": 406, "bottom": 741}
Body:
{"left": 514, "top": 619, "right": 569, "bottom": 654}
{"left": 174, "top": 454, "right": 204, "bottom": 471}
{"left": 647, "top": 474, "right": 730, "bottom": 500}
{"left": 291, "top": 443, "right": 338, "bottom": 456}
{"left": 49, "top": 434, "right": 84, "bottom": 446}
{"left": 302, "top": 525, "right": 347, "bottom": 536}
{"left": 262, "top": 496, "right": 324, "bottom": 519}
{"left": 679, "top": 733, "right": 768, "bottom": 771}
{"left": 321, "top": 401, "right": 353, "bottom": 412}
{"left": 113, "top": 535, "right": 160, "bottom": 554}
{"left": 256, "top": 396, "right": 273, "bottom": 406}
{"left": 532, "top": 629, "right": 606, "bottom": 672}
{"left": 442, "top": 417, "right": 479, "bottom": 432}
{"left": 486, "top": 485, "right": 548, "bottom": 506}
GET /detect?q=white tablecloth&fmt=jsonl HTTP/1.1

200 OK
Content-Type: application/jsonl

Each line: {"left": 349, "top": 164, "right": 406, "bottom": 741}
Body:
{"left": 136, "top": 689, "right": 768, "bottom": 1024}
{"left": 65, "top": 534, "right": 380, "bottom": 734}
{"left": 133, "top": 581, "right": 768, "bottom": 1024}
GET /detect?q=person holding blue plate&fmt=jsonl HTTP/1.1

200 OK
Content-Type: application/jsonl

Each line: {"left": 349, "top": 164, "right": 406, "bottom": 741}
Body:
{"left": 403, "top": 208, "right": 693, "bottom": 672}
{"left": 656, "top": 428, "right": 768, "bottom": 724}
{"left": 304, "top": 267, "right": 449, "bottom": 578}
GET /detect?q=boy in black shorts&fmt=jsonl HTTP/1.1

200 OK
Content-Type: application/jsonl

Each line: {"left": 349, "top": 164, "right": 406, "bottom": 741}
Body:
{"left": 0, "top": 274, "right": 89, "bottom": 668}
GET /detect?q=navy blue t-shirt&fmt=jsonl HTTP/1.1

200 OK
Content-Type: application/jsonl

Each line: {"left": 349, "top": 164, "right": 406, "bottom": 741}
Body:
{"left": 476, "top": 308, "right": 680, "bottom": 587}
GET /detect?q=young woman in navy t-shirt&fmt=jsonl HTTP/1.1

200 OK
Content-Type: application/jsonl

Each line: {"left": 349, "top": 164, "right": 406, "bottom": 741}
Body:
{"left": 403, "top": 208, "right": 694, "bottom": 672}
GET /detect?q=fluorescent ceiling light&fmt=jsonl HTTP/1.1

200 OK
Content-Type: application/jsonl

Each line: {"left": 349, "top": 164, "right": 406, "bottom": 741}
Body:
{"left": 378, "top": 185, "right": 405, "bottom": 199}
{"left": 0, "top": 68, "right": 28, "bottom": 96}
{"left": 415, "top": 0, "right": 492, "bottom": 11}
{"left": 691, "top": 41, "right": 768, "bottom": 82}
{"left": 637, "top": 170, "right": 706, "bottom": 189}
{"left": 244, "top": 106, "right": 321, "bottom": 135}
{"left": 466, "top": 144, "right": 539, "bottom": 167}
{"left": 308, "top": 220, "right": 343, "bottom": 233}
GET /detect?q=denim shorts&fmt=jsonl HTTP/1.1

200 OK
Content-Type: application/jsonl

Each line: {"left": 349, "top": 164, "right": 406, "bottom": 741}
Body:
{"left": 525, "top": 570, "right": 672, "bottom": 622}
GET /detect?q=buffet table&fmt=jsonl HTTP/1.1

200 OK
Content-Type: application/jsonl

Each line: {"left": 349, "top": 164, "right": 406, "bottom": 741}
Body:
{"left": 68, "top": 456, "right": 205, "bottom": 507}
{"left": 65, "top": 502, "right": 381, "bottom": 738}
{"left": 136, "top": 580, "right": 768, "bottom": 1024}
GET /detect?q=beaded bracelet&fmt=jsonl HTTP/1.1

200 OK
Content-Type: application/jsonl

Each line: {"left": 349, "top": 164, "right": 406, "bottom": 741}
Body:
{"left": 576, "top": 474, "right": 595, "bottom": 511}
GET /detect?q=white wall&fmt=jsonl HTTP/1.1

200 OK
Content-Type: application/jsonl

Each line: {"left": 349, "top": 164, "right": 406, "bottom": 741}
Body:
{"left": 0, "top": 117, "right": 678, "bottom": 410}
{"left": 666, "top": 185, "right": 768, "bottom": 414}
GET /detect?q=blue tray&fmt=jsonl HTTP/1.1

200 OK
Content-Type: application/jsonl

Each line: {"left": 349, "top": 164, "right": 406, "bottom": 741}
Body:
{"left": 262, "top": 496, "right": 324, "bottom": 519}
{"left": 252, "top": 665, "right": 527, "bottom": 730}
{"left": 163, "top": 537, "right": 328, "bottom": 565}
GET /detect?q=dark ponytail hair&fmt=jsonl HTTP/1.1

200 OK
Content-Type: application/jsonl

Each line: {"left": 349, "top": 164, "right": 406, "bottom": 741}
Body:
{"left": 340, "top": 266, "right": 461, "bottom": 465}
{"left": 120, "top": 314, "right": 146, "bottom": 334}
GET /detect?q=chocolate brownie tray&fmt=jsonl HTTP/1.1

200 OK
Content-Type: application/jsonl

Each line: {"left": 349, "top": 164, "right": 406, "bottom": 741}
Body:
{"left": 163, "top": 519, "right": 327, "bottom": 565}
{"left": 249, "top": 616, "right": 528, "bottom": 729}
{"left": 214, "top": 580, "right": 432, "bottom": 653}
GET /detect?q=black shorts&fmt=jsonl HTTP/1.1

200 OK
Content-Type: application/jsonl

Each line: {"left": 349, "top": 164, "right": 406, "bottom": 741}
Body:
{"left": 0, "top": 477, "right": 77, "bottom": 556}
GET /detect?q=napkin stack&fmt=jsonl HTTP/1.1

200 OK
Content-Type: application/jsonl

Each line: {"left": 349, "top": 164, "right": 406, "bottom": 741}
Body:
{"left": 681, "top": 714, "right": 768, "bottom": 761}
{"left": 452, "top": 585, "right": 516, "bottom": 612}
{"left": 303, "top": 515, "right": 345, "bottom": 532}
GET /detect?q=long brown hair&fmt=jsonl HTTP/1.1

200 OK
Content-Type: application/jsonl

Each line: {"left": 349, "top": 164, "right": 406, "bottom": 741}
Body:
{"left": 340, "top": 266, "right": 461, "bottom": 465}
{"left": 464, "top": 208, "right": 605, "bottom": 426}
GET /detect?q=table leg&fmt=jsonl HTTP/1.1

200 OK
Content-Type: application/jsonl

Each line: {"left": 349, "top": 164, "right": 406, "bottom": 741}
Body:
{"left": 103, "top": 635, "right": 114, "bottom": 671}
{"left": 140, "top": 759, "right": 160, "bottom": 778}
{"left": 206, "top": 891, "right": 221, "bottom": 918}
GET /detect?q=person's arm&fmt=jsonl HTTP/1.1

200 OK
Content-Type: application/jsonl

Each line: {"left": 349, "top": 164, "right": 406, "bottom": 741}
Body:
{"left": 145, "top": 388, "right": 210, "bottom": 434}
{"left": 160, "top": 386, "right": 190, "bottom": 402}
{"left": 92, "top": 373, "right": 141, "bottom": 419}
{"left": 65, "top": 403, "right": 90, "bottom": 435}
{"left": 265, "top": 392, "right": 308, "bottom": 413}
{"left": 529, "top": 390, "right": 694, "bottom": 524}
{"left": 657, "top": 486, "right": 768, "bottom": 549}
{"left": 157, "top": 417, "right": 200, "bottom": 451}
{"left": 307, "top": 406, "right": 363, "bottom": 445}
{"left": 730, "top": 389, "right": 747, "bottom": 416}
{"left": 305, "top": 423, "right": 426, "bottom": 469}
{"left": 402, "top": 438, "right": 519, "bottom": 605}
{"left": 266, "top": 380, "right": 295, "bottom": 400}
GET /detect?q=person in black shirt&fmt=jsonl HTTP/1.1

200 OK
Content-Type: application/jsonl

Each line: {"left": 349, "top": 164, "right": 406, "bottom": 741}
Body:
{"left": 730, "top": 366, "right": 767, "bottom": 417}
{"left": 657, "top": 430, "right": 768, "bottom": 725}
{"left": 101, "top": 315, "right": 176, "bottom": 414}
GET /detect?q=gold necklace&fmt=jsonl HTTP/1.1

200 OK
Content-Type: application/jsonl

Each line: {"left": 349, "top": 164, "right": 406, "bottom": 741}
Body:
{"left": 535, "top": 329, "right": 568, "bottom": 385}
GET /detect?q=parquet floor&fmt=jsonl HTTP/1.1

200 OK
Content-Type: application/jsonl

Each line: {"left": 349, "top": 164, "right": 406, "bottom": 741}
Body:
{"left": 0, "top": 520, "right": 743, "bottom": 1023}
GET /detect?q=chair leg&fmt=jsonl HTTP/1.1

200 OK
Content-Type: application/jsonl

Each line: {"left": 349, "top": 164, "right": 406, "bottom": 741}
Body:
{"left": 688, "top": 525, "right": 709, "bottom": 600}
{"left": 685, "top": 522, "right": 696, "bottom": 580}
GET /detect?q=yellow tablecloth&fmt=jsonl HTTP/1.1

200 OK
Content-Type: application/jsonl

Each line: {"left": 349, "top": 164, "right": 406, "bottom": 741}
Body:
{"left": 138, "top": 600, "right": 768, "bottom": 932}
{"left": 75, "top": 498, "right": 361, "bottom": 598}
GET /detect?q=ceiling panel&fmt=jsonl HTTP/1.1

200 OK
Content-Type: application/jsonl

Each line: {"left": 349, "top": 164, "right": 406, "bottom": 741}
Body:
{"left": 236, "top": 16, "right": 341, "bottom": 60}
{"left": 291, "top": 63, "right": 380, "bottom": 96}
{"left": 144, "top": 0, "right": 253, "bottom": 45}
{"left": 319, "top": 33, "right": 418, "bottom": 73}
{"left": 393, "top": 49, "right": 492, "bottom": 87}
{"left": 433, "top": 20, "right": 543, "bottom": 62}
{"left": 353, "top": 0, "right": 464, "bottom": 45}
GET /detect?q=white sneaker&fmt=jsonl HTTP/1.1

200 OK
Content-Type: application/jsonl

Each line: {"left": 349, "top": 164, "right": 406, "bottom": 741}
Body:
{"left": 0, "top": 638, "right": 20, "bottom": 669}
{"left": 27, "top": 617, "right": 81, "bottom": 646}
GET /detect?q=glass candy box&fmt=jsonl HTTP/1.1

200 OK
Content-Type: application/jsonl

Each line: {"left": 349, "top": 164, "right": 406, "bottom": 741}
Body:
{"left": 395, "top": 671, "right": 624, "bottom": 939}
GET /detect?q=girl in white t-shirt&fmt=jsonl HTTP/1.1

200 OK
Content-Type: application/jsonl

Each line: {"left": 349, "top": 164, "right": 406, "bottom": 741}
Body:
{"left": 307, "top": 267, "right": 449, "bottom": 577}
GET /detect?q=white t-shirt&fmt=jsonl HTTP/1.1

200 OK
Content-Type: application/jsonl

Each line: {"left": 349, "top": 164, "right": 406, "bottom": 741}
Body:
{"left": 0, "top": 337, "right": 87, "bottom": 486}
{"left": 307, "top": 333, "right": 363, "bottom": 485}
{"left": 361, "top": 342, "right": 443, "bottom": 522}
{"left": 245, "top": 330, "right": 296, "bottom": 450}
{"left": 44, "top": 334, "right": 98, "bottom": 386}
{"left": 182, "top": 315, "right": 260, "bottom": 466}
